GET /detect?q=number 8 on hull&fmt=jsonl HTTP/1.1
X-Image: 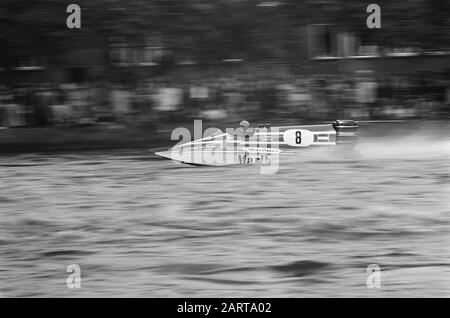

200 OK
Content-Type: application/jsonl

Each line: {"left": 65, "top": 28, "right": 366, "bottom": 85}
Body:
{"left": 155, "top": 119, "right": 358, "bottom": 166}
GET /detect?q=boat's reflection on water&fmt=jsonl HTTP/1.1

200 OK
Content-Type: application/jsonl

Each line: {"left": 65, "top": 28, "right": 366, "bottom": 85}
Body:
{"left": 0, "top": 122, "right": 449, "bottom": 297}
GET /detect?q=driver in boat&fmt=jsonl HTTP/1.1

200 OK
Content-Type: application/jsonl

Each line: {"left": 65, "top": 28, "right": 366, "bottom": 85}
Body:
{"left": 234, "top": 120, "right": 255, "bottom": 138}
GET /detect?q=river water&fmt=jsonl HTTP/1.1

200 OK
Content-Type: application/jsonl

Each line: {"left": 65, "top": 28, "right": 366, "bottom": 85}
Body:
{"left": 0, "top": 121, "right": 449, "bottom": 297}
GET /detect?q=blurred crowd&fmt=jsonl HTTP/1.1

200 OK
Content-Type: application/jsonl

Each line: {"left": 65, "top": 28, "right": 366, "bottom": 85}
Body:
{"left": 0, "top": 71, "right": 449, "bottom": 128}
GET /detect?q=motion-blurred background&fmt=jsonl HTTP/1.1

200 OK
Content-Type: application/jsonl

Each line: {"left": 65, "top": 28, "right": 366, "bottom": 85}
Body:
{"left": 0, "top": 0, "right": 449, "bottom": 137}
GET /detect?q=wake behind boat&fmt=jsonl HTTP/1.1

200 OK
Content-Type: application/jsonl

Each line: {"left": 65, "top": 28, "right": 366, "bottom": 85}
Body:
{"left": 155, "top": 119, "right": 358, "bottom": 166}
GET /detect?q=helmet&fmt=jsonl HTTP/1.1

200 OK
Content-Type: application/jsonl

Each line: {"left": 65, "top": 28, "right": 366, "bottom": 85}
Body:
{"left": 239, "top": 120, "right": 250, "bottom": 129}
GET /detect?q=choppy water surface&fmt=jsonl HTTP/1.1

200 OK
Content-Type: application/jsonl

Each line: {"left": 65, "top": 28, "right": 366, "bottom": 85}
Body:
{"left": 1, "top": 122, "right": 449, "bottom": 297}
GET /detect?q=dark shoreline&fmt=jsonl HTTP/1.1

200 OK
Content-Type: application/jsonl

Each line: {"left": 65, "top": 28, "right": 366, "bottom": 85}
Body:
{"left": 0, "top": 119, "right": 448, "bottom": 155}
{"left": 0, "top": 122, "right": 182, "bottom": 154}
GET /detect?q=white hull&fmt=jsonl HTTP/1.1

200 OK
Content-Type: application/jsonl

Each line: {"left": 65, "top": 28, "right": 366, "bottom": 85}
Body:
{"left": 155, "top": 120, "right": 358, "bottom": 166}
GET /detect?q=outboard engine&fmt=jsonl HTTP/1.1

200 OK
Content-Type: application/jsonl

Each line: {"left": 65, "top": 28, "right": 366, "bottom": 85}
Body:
{"left": 332, "top": 119, "right": 358, "bottom": 144}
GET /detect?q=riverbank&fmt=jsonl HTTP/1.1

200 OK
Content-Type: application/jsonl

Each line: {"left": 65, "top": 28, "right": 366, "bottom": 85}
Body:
{"left": 0, "top": 119, "right": 448, "bottom": 154}
{"left": 0, "top": 124, "right": 164, "bottom": 153}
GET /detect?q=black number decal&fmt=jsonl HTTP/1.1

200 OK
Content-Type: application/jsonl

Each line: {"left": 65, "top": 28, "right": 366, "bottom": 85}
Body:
{"left": 295, "top": 131, "right": 302, "bottom": 144}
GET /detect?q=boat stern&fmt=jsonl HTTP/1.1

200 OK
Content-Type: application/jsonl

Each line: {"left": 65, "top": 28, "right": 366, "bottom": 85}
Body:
{"left": 332, "top": 119, "right": 358, "bottom": 144}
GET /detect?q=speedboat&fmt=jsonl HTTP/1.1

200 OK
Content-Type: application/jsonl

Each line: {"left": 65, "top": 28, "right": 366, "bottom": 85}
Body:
{"left": 155, "top": 120, "right": 358, "bottom": 166}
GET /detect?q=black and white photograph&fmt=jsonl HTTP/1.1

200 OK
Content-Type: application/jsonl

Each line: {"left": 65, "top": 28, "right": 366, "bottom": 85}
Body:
{"left": 0, "top": 0, "right": 449, "bottom": 302}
